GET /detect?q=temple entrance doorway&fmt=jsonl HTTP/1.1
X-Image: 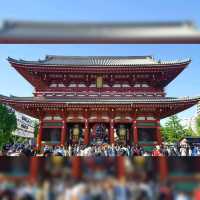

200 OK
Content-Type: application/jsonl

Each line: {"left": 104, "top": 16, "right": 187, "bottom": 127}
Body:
{"left": 42, "top": 128, "right": 61, "bottom": 145}
{"left": 138, "top": 128, "right": 157, "bottom": 144}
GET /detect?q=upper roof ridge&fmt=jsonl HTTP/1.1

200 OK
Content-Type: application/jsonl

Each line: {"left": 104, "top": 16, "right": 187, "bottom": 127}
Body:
{"left": 45, "top": 55, "right": 154, "bottom": 60}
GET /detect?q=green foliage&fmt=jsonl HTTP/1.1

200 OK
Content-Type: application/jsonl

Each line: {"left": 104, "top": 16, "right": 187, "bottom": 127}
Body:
{"left": 161, "top": 115, "right": 195, "bottom": 143}
{"left": 12, "top": 135, "right": 28, "bottom": 144}
{"left": 0, "top": 104, "right": 17, "bottom": 148}
{"left": 34, "top": 120, "right": 39, "bottom": 138}
{"left": 196, "top": 115, "right": 200, "bottom": 135}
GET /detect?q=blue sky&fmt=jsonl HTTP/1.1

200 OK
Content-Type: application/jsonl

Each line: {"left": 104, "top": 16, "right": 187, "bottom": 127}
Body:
{"left": 0, "top": 1, "right": 200, "bottom": 25}
{"left": 0, "top": 1, "right": 200, "bottom": 122}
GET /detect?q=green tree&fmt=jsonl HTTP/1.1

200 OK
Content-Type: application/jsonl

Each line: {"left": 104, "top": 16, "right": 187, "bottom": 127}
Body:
{"left": 184, "top": 127, "right": 195, "bottom": 137}
{"left": 0, "top": 104, "right": 17, "bottom": 148}
{"left": 161, "top": 115, "right": 194, "bottom": 143}
{"left": 34, "top": 120, "right": 39, "bottom": 138}
{"left": 196, "top": 115, "right": 200, "bottom": 135}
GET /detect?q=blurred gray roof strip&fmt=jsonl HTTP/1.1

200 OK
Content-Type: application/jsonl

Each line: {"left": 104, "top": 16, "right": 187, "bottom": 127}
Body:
{"left": 1, "top": 20, "right": 200, "bottom": 43}
{"left": 7, "top": 55, "right": 191, "bottom": 67}
{"left": 2, "top": 20, "right": 196, "bottom": 28}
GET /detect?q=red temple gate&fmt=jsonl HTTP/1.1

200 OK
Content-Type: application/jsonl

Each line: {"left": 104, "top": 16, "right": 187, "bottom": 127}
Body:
{"left": 0, "top": 55, "right": 199, "bottom": 149}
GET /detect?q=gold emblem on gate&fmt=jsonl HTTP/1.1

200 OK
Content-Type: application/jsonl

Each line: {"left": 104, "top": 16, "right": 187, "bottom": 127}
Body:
{"left": 96, "top": 76, "right": 103, "bottom": 88}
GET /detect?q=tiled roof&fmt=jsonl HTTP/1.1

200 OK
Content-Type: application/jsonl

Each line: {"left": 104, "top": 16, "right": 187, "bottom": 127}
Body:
{"left": 0, "top": 20, "right": 200, "bottom": 43}
{"left": 8, "top": 55, "right": 191, "bottom": 67}
{"left": 0, "top": 95, "right": 199, "bottom": 105}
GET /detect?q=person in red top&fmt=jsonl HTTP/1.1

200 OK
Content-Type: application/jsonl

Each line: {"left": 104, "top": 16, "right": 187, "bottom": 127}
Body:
{"left": 152, "top": 145, "right": 163, "bottom": 156}
{"left": 194, "top": 186, "right": 200, "bottom": 200}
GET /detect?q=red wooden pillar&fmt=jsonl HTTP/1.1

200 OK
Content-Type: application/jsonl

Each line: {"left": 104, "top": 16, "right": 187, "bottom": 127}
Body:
{"left": 37, "top": 120, "right": 43, "bottom": 150}
{"left": 116, "top": 157, "right": 126, "bottom": 180}
{"left": 156, "top": 119, "right": 162, "bottom": 145}
{"left": 29, "top": 158, "right": 39, "bottom": 182}
{"left": 72, "top": 157, "right": 82, "bottom": 179}
{"left": 133, "top": 120, "right": 138, "bottom": 144}
{"left": 61, "top": 118, "right": 67, "bottom": 146}
{"left": 84, "top": 118, "right": 89, "bottom": 145}
{"left": 159, "top": 157, "right": 168, "bottom": 181}
{"left": 110, "top": 119, "right": 115, "bottom": 144}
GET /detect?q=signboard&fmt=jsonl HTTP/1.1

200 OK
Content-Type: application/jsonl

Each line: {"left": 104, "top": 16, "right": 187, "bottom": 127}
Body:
{"left": 12, "top": 129, "right": 34, "bottom": 138}
{"left": 12, "top": 111, "right": 36, "bottom": 138}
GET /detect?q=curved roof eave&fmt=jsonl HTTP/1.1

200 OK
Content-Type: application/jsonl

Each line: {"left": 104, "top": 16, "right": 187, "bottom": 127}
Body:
{"left": 0, "top": 95, "right": 199, "bottom": 105}
{"left": 7, "top": 56, "right": 191, "bottom": 68}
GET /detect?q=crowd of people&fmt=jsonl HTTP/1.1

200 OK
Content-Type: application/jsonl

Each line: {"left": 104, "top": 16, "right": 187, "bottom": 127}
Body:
{"left": 1, "top": 140, "right": 200, "bottom": 157}
{"left": 1, "top": 156, "right": 200, "bottom": 199}
{"left": 1, "top": 172, "right": 199, "bottom": 200}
